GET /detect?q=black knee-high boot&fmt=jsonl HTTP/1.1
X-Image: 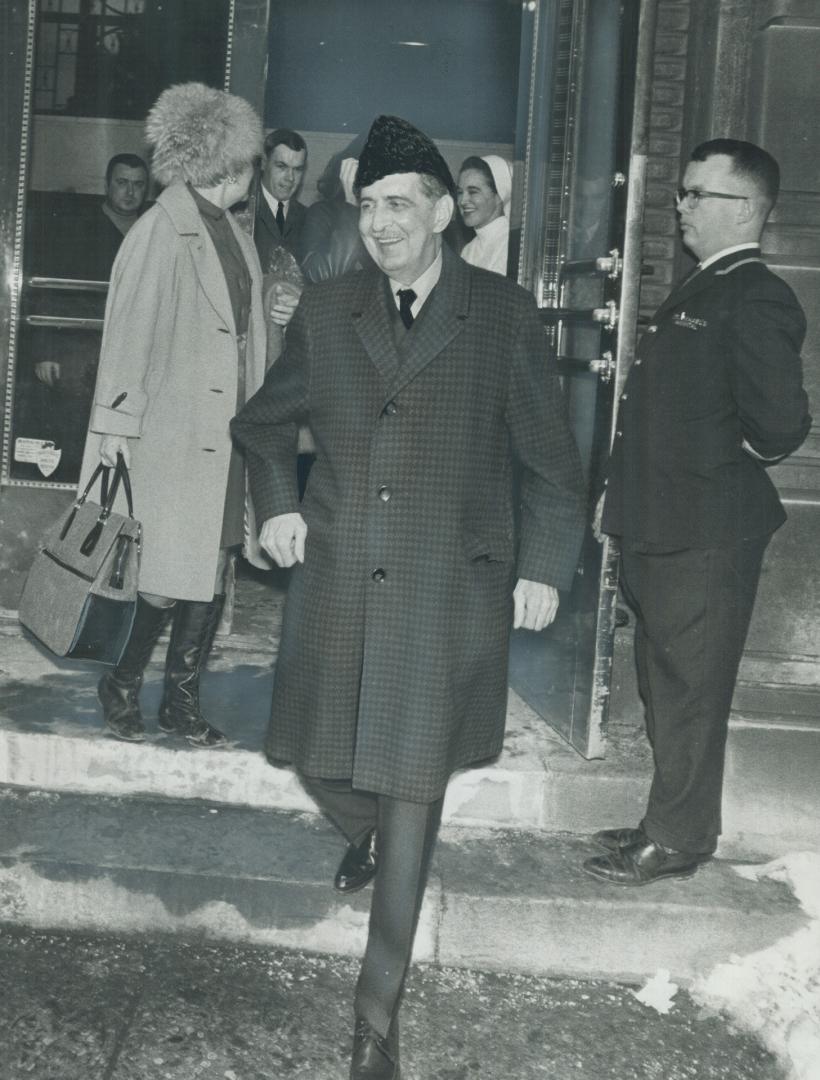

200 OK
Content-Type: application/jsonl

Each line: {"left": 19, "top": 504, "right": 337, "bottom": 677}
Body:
{"left": 158, "top": 595, "right": 226, "bottom": 748}
{"left": 98, "top": 596, "right": 172, "bottom": 742}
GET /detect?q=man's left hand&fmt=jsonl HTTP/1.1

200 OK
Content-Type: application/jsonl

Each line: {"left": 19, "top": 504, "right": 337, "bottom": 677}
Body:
{"left": 513, "top": 579, "right": 559, "bottom": 631}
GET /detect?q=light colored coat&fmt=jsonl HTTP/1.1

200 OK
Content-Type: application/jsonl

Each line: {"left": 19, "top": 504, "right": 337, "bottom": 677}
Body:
{"left": 79, "top": 183, "right": 268, "bottom": 601}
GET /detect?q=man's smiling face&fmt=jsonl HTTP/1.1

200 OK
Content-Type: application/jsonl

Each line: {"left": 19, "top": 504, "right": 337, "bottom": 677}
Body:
{"left": 358, "top": 172, "right": 451, "bottom": 285}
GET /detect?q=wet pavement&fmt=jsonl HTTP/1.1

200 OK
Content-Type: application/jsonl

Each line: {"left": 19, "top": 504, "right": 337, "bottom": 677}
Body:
{"left": 0, "top": 927, "right": 783, "bottom": 1080}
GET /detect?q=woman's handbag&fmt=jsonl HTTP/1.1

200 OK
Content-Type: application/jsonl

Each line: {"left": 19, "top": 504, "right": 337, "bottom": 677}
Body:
{"left": 19, "top": 454, "right": 141, "bottom": 664}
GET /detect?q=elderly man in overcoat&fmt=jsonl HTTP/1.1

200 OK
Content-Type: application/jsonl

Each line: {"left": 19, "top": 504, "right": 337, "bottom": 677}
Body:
{"left": 232, "top": 115, "right": 586, "bottom": 1079}
{"left": 584, "top": 139, "right": 811, "bottom": 887}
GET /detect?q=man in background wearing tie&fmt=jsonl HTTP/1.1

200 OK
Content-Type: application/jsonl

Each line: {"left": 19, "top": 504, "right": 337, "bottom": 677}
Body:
{"left": 253, "top": 127, "right": 307, "bottom": 270}
{"left": 232, "top": 114, "right": 585, "bottom": 1079}
{"left": 585, "top": 139, "right": 811, "bottom": 887}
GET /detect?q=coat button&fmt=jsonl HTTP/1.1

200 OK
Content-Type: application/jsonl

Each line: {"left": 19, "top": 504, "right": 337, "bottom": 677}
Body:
{"left": 620, "top": 393, "right": 628, "bottom": 401}
{"left": 633, "top": 358, "right": 643, "bottom": 366}
{"left": 371, "top": 568, "right": 386, "bottom": 582}
{"left": 378, "top": 486, "right": 392, "bottom": 502}
{"left": 646, "top": 324, "right": 658, "bottom": 333}
{"left": 383, "top": 401, "right": 398, "bottom": 416}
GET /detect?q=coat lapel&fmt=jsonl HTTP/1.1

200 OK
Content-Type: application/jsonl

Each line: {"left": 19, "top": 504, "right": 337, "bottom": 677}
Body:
{"left": 387, "top": 246, "right": 471, "bottom": 397}
{"left": 352, "top": 270, "right": 402, "bottom": 385}
{"left": 353, "top": 245, "right": 472, "bottom": 394}
{"left": 159, "top": 183, "right": 235, "bottom": 333}
{"left": 283, "top": 200, "right": 303, "bottom": 242}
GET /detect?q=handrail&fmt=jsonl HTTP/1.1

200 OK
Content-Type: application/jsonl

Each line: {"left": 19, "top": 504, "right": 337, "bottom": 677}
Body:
{"left": 24, "top": 315, "right": 104, "bottom": 330}
{"left": 26, "top": 276, "right": 109, "bottom": 292}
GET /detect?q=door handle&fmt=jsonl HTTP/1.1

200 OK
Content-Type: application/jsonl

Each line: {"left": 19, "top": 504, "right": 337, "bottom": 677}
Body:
{"left": 560, "top": 248, "right": 621, "bottom": 280}
{"left": 591, "top": 301, "right": 619, "bottom": 331}
{"left": 557, "top": 351, "right": 615, "bottom": 383}
{"left": 595, "top": 249, "right": 621, "bottom": 279}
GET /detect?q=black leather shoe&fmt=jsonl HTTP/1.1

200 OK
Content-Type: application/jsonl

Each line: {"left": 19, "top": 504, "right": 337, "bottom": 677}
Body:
{"left": 582, "top": 836, "right": 709, "bottom": 886}
{"left": 350, "top": 1017, "right": 399, "bottom": 1080}
{"left": 614, "top": 606, "right": 630, "bottom": 628}
{"left": 591, "top": 825, "right": 647, "bottom": 853}
{"left": 335, "top": 828, "right": 377, "bottom": 894}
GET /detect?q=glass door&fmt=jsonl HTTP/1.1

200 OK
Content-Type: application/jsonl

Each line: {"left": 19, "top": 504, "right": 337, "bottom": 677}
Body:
{"left": 256, "top": 0, "right": 656, "bottom": 759}
{"left": 508, "top": 0, "right": 653, "bottom": 758}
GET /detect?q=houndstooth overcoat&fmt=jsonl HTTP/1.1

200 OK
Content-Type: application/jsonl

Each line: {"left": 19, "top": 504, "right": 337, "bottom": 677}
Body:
{"left": 232, "top": 244, "right": 586, "bottom": 802}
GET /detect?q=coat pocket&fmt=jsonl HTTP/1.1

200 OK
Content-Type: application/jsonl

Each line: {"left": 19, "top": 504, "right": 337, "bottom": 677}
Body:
{"left": 462, "top": 531, "right": 514, "bottom": 565}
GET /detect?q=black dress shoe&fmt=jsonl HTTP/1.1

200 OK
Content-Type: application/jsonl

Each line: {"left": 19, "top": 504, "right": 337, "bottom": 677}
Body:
{"left": 350, "top": 1017, "right": 399, "bottom": 1080}
{"left": 591, "top": 825, "right": 647, "bottom": 853}
{"left": 582, "top": 836, "right": 709, "bottom": 886}
{"left": 335, "top": 827, "right": 377, "bottom": 894}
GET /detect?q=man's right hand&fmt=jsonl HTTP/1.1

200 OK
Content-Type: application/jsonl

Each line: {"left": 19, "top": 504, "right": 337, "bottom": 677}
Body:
{"left": 260, "top": 513, "right": 307, "bottom": 567}
{"left": 34, "top": 361, "right": 61, "bottom": 386}
{"left": 99, "top": 434, "right": 131, "bottom": 468}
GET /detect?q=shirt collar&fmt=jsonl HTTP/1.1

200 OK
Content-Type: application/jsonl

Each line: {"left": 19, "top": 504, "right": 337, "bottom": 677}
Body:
{"left": 474, "top": 215, "right": 509, "bottom": 240}
{"left": 389, "top": 251, "right": 443, "bottom": 316}
{"left": 261, "top": 183, "right": 288, "bottom": 216}
{"left": 697, "top": 242, "right": 760, "bottom": 272}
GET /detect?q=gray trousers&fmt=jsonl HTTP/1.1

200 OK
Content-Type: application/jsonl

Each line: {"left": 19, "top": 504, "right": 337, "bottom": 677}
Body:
{"left": 300, "top": 775, "right": 443, "bottom": 1037}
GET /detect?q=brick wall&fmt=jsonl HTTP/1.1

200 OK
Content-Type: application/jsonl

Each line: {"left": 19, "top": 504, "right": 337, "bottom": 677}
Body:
{"left": 640, "top": 0, "right": 693, "bottom": 315}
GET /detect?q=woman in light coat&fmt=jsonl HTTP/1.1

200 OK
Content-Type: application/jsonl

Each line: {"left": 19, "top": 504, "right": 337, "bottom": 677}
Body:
{"left": 81, "top": 83, "right": 293, "bottom": 747}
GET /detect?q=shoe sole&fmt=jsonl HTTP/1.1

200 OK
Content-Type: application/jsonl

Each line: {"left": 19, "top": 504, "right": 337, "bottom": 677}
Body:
{"left": 581, "top": 863, "right": 703, "bottom": 887}
{"left": 103, "top": 722, "right": 146, "bottom": 743}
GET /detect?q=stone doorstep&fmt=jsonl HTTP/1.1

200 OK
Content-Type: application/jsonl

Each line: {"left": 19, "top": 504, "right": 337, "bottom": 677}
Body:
{"left": 5, "top": 621, "right": 815, "bottom": 860}
{"left": 0, "top": 621, "right": 651, "bottom": 836}
{"left": 0, "top": 789, "right": 807, "bottom": 986}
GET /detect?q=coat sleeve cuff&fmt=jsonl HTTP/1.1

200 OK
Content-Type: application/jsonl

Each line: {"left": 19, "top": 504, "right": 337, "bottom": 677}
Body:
{"left": 89, "top": 404, "right": 142, "bottom": 437}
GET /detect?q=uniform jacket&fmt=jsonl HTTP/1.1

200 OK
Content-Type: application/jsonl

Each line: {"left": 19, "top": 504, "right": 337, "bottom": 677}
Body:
{"left": 232, "top": 245, "right": 586, "bottom": 801}
{"left": 603, "top": 248, "right": 810, "bottom": 548}
{"left": 79, "top": 182, "right": 268, "bottom": 601}
{"left": 254, "top": 189, "right": 306, "bottom": 271}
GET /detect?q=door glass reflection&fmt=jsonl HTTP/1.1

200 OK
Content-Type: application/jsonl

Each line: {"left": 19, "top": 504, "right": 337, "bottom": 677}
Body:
{"left": 6, "top": 0, "right": 230, "bottom": 486}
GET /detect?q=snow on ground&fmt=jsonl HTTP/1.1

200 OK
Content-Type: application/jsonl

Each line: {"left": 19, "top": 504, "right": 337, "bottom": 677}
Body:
{"left": 692, "top": 851, "right": 820, "bottom": 1080}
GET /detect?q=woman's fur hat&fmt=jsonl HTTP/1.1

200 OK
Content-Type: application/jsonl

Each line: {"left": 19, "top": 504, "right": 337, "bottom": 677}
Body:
{"left": 145, "top": 82, "right": 263, "bottom": 188}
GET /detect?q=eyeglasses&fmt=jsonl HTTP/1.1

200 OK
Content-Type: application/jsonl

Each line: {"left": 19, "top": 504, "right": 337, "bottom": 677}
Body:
{"left": 675, "top": 188, "right": 749, "bottom": 209}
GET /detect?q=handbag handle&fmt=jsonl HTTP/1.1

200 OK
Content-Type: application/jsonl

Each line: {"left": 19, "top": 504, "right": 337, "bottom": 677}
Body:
{"left": 60, "top": 454, "right": 136, "bottom": 552}
{"left": 75, "top": 454, "right": 134, "bottom": 518}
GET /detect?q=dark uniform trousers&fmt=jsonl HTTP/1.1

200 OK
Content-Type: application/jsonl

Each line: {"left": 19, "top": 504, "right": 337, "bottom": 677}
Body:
{"left": 300, "top": 775, "right": 443, "bottom": 1037}
{"left": 620, "top": 535, "right": 769, "bottom": 855}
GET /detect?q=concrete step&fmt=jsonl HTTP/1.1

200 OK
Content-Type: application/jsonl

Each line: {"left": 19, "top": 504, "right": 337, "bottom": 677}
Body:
{"left": 0, "top": 620, "right": 651, "bottom": 838}
{"left": 4, "top": 618, "right": 816, "bottom": 859}
{"left": 0, "top": 787, "right": 807, "bottom": 985}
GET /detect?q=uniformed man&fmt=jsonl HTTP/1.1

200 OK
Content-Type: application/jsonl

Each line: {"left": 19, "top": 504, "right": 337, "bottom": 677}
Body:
{"left": 585, "top": 139, "right": 811, "bottom": 886}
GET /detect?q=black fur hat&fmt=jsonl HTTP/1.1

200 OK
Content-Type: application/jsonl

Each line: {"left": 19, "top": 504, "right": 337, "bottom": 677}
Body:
{"left": 354, "top": 115, "right": 455, "bottom": 199}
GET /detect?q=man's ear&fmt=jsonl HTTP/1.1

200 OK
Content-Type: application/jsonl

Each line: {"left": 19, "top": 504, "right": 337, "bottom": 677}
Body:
{"left": 433, "top": 193, "right": 455, "bottom": 234}
{"left": 736, "top": 196, "right": 757, "bottom": 226}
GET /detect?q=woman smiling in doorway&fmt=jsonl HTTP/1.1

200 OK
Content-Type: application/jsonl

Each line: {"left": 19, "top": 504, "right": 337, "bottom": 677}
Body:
{"left": 456, "top": 154, "right": 513, "bottom": 276}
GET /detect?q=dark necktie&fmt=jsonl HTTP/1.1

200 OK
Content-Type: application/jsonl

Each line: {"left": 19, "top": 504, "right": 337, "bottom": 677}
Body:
{"left": 276, "top": 201, "right": 285, "bottom": 235}
{"left": 397, "top": 288, "right": 417, "bottom": 329}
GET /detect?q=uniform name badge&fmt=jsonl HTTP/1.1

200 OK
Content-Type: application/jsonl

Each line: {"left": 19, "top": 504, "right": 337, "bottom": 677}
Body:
{"left": 672, "top": 311, "right": 708, "bottom": 331}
